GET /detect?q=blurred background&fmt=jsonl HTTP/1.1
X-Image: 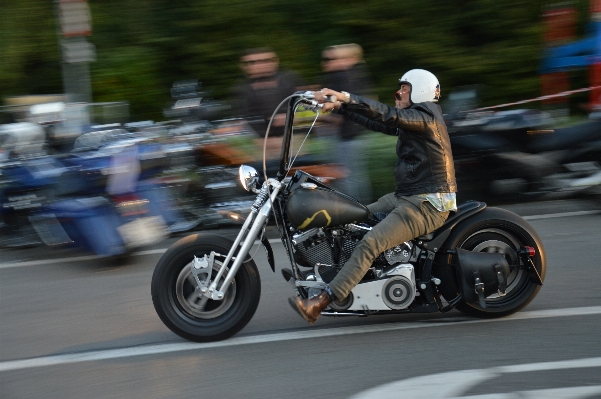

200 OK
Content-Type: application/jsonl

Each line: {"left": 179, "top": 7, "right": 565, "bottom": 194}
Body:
{"left": 0, "top": 0, "right": 569, "bottom": 118}
{"left": 2, "top": 0, "right": 601, "bottom": 252}
{"left": 2, "top": 0, "right": 594, "bottom": 117}
{"left": 2, "top": 4, "right": 601, "bottom": 398}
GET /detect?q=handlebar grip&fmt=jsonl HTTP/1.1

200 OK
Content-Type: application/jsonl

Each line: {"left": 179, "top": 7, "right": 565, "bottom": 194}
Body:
{"left": 324, "top": 95, "right": 338, "bottom": 103}
{"left": 298, "top": 98, "right": 322, "bottom": 111}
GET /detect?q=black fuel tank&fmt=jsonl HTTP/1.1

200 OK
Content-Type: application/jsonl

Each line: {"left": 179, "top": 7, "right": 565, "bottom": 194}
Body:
{"left": 286, "top": 186, "right": 370, "bottom": 230}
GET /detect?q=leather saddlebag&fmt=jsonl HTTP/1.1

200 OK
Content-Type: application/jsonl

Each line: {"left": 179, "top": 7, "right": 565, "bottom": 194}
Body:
{"left": 455, "top": 248, "right": 510, "bottom": 305}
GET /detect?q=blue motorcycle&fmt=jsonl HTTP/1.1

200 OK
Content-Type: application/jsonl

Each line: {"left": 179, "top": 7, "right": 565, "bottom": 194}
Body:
{"left": 1, "top": 128, "right": 196, "bottom": 257}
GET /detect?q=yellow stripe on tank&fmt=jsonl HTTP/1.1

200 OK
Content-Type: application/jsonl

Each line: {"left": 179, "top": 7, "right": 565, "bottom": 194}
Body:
{"left": 297, "top": 210, "right": 332, "bottom": 229}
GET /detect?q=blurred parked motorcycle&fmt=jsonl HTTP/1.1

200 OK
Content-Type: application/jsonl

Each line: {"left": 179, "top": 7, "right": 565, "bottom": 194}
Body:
{"left": 156, "top": 80, "right": 349, "bottom": 228}
{"left": 0, "top": 122, "right": 56, "bottom": 247}
{"left": 444, "top": 87, "right": 601, "bottom": 203}
{"left": 1, "top": 126, "right": 194, "bottom": 257}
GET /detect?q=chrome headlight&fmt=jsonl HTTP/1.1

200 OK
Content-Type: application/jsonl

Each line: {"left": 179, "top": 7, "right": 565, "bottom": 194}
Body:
{"left": 239, "top": 165, "right": 259, "bottom": 193}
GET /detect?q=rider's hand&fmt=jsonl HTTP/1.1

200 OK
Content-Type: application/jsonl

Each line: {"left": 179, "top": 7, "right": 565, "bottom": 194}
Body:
{"left": 322, "top": 102, "right": 340, "bottom": 112}
{"left": 316, "top": 88, "right": 343, "bottom": 112}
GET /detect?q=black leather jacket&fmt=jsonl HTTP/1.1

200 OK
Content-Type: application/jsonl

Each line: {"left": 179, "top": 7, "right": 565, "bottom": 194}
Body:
{"left": 335, "top": 94, "right": 457, "bottom": 196}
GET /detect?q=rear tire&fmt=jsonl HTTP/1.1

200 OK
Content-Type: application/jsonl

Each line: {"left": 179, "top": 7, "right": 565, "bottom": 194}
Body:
{"left": 435, "top": 207, "right": 546, "bottom": 318}
{"left": 151, "top": 233, "right": 261, "bottom": 342}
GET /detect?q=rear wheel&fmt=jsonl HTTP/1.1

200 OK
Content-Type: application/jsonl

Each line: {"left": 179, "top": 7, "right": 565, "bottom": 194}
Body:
{"left": 435, "top": 207, "right": 546, "bottom": 318}
{"left": 151, "top": 233, "right": 261, "bottom": 341}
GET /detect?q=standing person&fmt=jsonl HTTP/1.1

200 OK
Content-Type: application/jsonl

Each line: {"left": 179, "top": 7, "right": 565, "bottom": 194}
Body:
{"left": 318, "top": 43, "right": 374, "bottom": 203}
{"left": 288, "top": 69, "right": 458, "bottom": 325}
{"left": 230, "top": 47, "right": 304, "bottom": 160}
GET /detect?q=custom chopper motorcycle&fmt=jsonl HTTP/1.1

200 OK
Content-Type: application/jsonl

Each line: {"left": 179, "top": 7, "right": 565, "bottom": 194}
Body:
{"left": 151, "top": 92, "right": 546, "bottom": 342}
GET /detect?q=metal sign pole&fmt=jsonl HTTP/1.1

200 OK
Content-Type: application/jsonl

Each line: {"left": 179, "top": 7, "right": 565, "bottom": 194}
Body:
{"left": 54, "top": 0, "right": 95, "bottom": 103}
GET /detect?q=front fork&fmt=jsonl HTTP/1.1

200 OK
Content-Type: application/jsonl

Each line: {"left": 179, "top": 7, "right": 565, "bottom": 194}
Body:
{"left": 199, "top": 180, "right": 282, "bottom": 300}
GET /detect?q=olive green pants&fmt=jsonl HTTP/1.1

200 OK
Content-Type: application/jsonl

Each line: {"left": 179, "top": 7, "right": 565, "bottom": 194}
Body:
{"left": 328, "top": 193, "right": 449, "bottom": 300}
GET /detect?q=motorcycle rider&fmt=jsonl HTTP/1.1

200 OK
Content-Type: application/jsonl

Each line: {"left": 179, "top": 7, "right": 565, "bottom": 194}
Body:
{"left": 288, "top": 69, "right": 458, "bottom": 324}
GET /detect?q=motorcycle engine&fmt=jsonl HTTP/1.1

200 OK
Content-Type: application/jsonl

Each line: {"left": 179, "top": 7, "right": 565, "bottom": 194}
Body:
{"left": 292, "top": 225, "right": 367, "bottom": 282}
{"left": 292, "top": 228, "right": 369, "bottom": 267}
{"left": 292, "top": 225, "right": 416, "bottom": 273}
{"left": 380, "top": 241, "right": 414, "bottom": 265}
{"left": 291, "top": 224, "right": 419, "bottom": 312}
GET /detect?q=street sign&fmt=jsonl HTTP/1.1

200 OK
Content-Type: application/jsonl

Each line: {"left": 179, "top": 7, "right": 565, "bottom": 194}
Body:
{"left": 62, "top": 39, "right": 96, "bottom": 64}
{"left": 57, "top": 0, "right": 92, "bottom": 37}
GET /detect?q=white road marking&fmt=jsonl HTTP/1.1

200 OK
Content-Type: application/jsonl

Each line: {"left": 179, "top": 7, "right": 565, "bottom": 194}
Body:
{"left": 0, "top": 254, "right": 100, "bottom": 269}
{"left": 449, "top": 386, "right": 601, "bottom": 399}
{"left": 349, "top": 357, "right": 601, "bottom": 399}
{"left": 1, "top": 306, "right": 600, "bottom": 373}
{"left": 523, "top": 209, "right": 601, "bottom": 220}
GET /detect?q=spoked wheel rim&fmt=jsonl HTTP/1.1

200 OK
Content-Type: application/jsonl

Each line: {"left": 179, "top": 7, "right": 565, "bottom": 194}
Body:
{"left": 459, "top": 227, "right": 528, "bottom": 305}
{"left": 175, "top": 260, "right": 236, "bottom": 320}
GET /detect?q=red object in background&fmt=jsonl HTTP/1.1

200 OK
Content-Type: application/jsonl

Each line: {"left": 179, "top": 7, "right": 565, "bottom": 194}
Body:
{"left": 591, "top": 0, "right": 601, "bottom": 17}
{"left": 589, "top": 62, "right": 601, "bottom": 107}
{"left": 590, "top": 0, "right": 601, "bottom": 108}
{"left": 541, "top": 7, "right": 576, "bottom": 105}
{"left": 590, "top": 1, "right": 601, "bottom": 108}
{"left": 540, "top": 72, "right": 570, "bottom": 105}
{"left": 543, "top": 7, "right": 577, "bottom": 43}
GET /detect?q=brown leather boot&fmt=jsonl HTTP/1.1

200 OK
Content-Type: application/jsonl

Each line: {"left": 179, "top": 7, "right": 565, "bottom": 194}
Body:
{"left": 288, "top": 291, "right": 332, "bottom": 325}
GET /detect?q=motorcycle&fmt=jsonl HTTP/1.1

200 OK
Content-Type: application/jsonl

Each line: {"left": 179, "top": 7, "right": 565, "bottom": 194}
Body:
{"left": 12, "top": 128, "right": 191, "bottom": 257}
{"left": 151, "top": 91, "right": 546, "bottom": 342}
{"left": 0, "top": 123, "right": 65, "bottom": 247}
{"left": 0, "top": 156, "right": 65, "bottom": 248}
{"left": 444, "top": 87, "right": 601, "bottom": 203}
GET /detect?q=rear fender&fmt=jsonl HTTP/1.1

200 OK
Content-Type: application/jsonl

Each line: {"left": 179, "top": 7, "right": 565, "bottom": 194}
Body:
{"left": 432, "top": 206, "right": 546, "bottom": 303}
{"left": 418, "top": 201, "right": 487, "bottom": 251}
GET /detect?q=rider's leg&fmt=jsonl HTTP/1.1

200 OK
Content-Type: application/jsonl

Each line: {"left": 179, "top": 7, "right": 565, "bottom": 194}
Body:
{"left": 288, "top": 194, "right": 448, "bottom": 325}
{"left": 328, "top": 195, "right": 449, "bottom": 301}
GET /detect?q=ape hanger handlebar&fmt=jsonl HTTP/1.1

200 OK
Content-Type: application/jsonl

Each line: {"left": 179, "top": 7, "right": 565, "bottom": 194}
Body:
{"left": 275, "top": 91, "right": 337, "bottom": 181}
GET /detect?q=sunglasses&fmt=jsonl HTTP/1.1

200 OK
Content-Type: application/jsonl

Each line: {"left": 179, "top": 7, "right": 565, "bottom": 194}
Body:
{"left": 321, "top": 57, "right": 337, "bottom": 62}
{"left": 242, "top": 57, "right": 277, "bottom": 65}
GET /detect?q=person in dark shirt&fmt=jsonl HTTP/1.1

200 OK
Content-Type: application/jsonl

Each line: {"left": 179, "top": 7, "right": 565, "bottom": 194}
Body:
{"left": 230, "top": 47, "right": 304, "bottom": 159}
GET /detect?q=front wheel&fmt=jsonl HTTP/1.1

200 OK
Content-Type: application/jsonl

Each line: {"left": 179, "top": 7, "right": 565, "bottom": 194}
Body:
{"left": 151, "top": 233, "right": 261, "bottom": 342}
{"left": 435, "top": 207, "right": 546, "bottom": 318}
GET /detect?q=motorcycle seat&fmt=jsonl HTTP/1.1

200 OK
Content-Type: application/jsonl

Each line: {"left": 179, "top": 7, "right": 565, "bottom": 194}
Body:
{"left": 440, "top": 201, "right": 485, "bottom": 228}
{"left": 417, "top": 201, "right": 486, "bottom": 241}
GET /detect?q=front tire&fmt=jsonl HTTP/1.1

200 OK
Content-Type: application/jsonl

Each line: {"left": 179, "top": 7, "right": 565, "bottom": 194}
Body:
{"left": 151, "top": 233, "right": 261, "bottom": 342}
{"left": 435, "top": 207, "right": 546, "bottom": 318}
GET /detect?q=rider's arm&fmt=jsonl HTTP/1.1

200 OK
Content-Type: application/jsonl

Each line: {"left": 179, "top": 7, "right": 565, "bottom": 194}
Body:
{"left": 339, "top": 93, "right": 434, "bottom": 132}
{"left": 334, "top": 108, "right": 397, "bottom": 136}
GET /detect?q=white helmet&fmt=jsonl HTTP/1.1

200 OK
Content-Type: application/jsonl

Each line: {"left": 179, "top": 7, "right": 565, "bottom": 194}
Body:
{"left": 398, "top": 69, "right": 440, "bottom": 103}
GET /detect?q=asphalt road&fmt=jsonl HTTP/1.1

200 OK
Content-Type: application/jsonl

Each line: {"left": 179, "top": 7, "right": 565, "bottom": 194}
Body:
{"left": 1, "top": 199, "right": 601, "bottom": 399}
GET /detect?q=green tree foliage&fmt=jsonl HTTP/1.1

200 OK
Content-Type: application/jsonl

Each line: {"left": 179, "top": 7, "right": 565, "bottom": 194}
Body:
{"left": 0, "top": 0, "right": 592, "bottom": 120}
{"left": 0, "top": 2, "right": 62, "bottom": 97}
